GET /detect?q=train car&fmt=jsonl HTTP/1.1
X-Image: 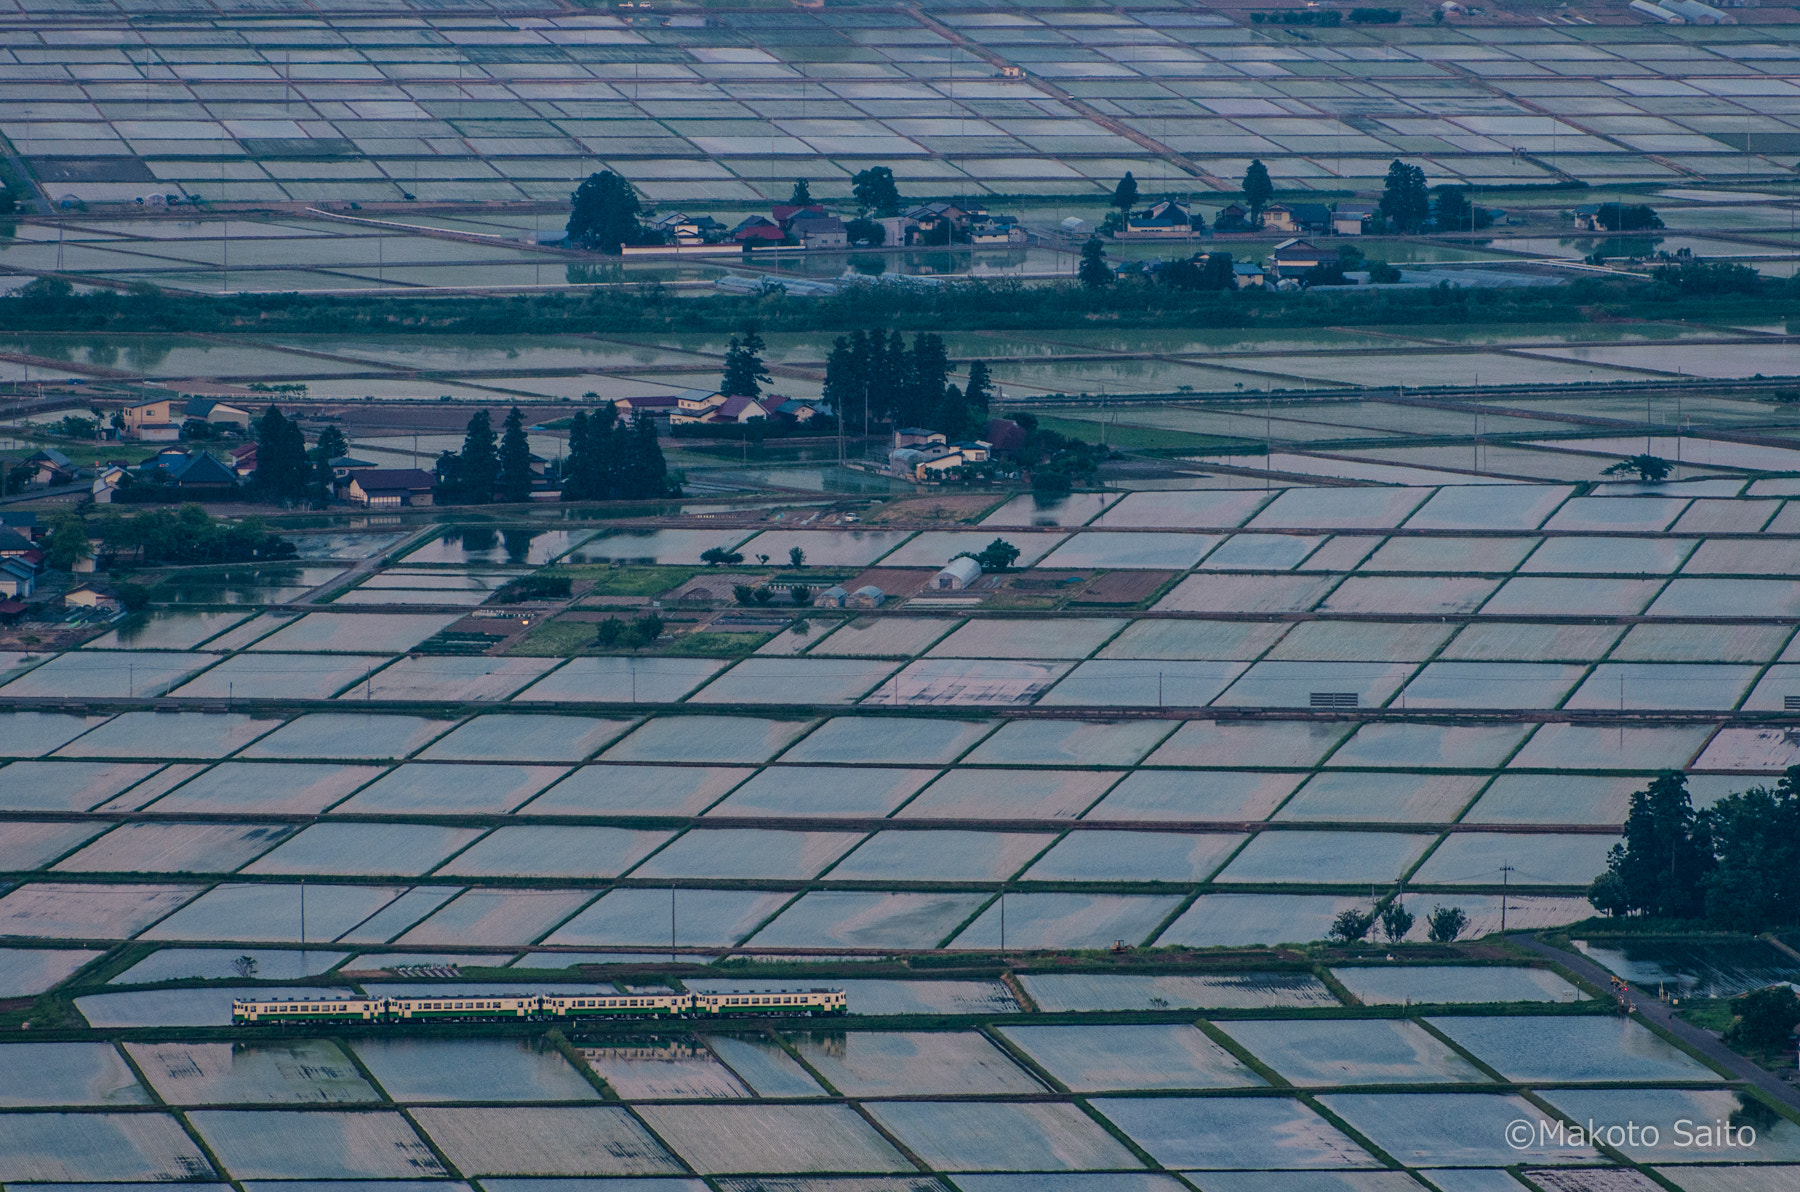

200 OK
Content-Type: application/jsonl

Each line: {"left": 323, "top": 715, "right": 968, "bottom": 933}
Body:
{"left": 231, "top": 997, "right": 380, "bottom": 1025}
{"left": 690, "top": 988, "right": 847, "bottom": 1017}
{"left": 231, "top": 988, "right": 848, "bottom": 1026}
{"left": 541, "top": 992, "right": 686, "bottom": 1019}
{"left": 383, "top": 994, "right": 539, "bottom": 1021}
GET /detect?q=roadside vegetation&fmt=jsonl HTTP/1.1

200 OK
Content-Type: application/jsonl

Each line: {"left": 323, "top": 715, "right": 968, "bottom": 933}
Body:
{"left": 6, "top": 268, "right": 1794, "bottom": 343}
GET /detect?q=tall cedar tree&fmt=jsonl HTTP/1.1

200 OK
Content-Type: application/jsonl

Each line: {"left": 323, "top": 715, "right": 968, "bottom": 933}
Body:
{"left": 309, "top": 423, "right": 348, "bottom": 504}
{"left": 871, "top": 331, "right": 905, "bottom": 427}
{"left": 1242, "top": 159, "right": 1274, "bottom": 222}
{"left": 623, "top": 411, "right": 670, "bottom": 498}
{"left": 563, "top": 408, "right": 592, "bottom": 500}
{"left": 964, "top": 359, "right": 994, "bottom": 417}
{"left": 561, "top": 403, "right": 618, "bottom": 501}
{"left": 822, "top": 337, "right": 857, "bottom": 433}
{"left": 252, "top": 406, "right": 309, "bottom": 502}
{"left": 1111, "top": 172, "right": 1139, "bottom": 212}
{"left": 1381, "top": 160, "right": 1430, "bottom": 232}
{"left": 905, "top": 332, "right": 950, "bottom": 429}
{"left": 788, "top": 179, "right": 812, "bottom": 206}
{"left": 1078, "top": 237, "right": 1113, "bottom": 289}
{"left": 498, "top": 406, "right": 533, "bottom": 502}
{"left": 457, "top": 409, "right": 498, "bottom": 504}
{"left": 1597, "top": 772, "right": 1714, "bottom": 920}
{"left": 849, "top": 329, "right": 876, "bottom": 437}
{"left": 567, "top": 170, "right": 647, "bottom": 253}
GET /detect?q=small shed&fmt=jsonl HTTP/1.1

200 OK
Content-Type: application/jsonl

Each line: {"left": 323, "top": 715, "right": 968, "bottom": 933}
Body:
{"left": 64, "top": 584, "right": 110, "bottom": 608}
{"left": 934, "top": 557, "right": 982, "bottom": 590}
{"left": 818, "top": 585, "right": 850, "bottom": 608}
{"left": 0, "top": 558, "right": 34, "bottom": 598}
{"left": 847, "top": 585, "right": 886, "bottom": 609}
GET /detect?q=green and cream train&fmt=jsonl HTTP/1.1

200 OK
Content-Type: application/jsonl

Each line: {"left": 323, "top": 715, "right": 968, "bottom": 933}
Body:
{"left": 232, "top": 988, "right": 847, "bottom": 1025}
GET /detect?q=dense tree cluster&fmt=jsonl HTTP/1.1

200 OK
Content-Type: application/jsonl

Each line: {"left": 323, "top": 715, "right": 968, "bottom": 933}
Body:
{"left": 956, "top": 538, "right": 1020, "bottom": 572}
{"left": 850, "top": 167, "right": 902, "bottom": 217}
{"left": 560, "top": 402, "right": 675, "bottom": 502}
{"left": 1431, "top": 185, "right": 1492, "bottom": 232}
{"left": 1161, "top": 253, "right": 1237, "bottom": 292}
{"left": 1650, "top": 260, "right": 1762, "bottom": 296}
{"left": 308, "top": 423, "right": 348, "bottom": 504}
{"left": 1252, "top": 8, "right": 1340, "bottom": 23}
{"left": 1601, "top": 454, "right": 1672, "bottom": 483}
{"left": 721, "top": 329, "right": 772, "bottom": 399}
{"left": 820, "top": 330, "right": 991, "bottom": 441}
{"left": 493, "top": 574, "right": 572, "bottom": 603}
{"left": 1588, "top": 769, "right": 1800, "bottom": 932}
{"left": 1725, "top": 986, "right": 1800, "bottom": 1053}
{"left": 1594, "top": 203, "right": 1664, "bottom": 232}
{"left": 567, "top": 170, "right": 658, "bottom": 253}
{"left": 42, "top": 510, "right": 94, "bottom": 570}
{"left": 251, "top": 406, "right": 310, "bottom": 503}
{"left": 595, "top": 613, "right": 664, "bottom": 649}
{"left": 1009, "top": 412, "right": 1108, "bottom": 494}
{"left": 96, "top": 505, "right": 296, "bottom": 565}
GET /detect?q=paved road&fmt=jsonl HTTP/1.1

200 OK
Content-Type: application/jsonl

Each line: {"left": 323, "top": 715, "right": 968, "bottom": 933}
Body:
{"left": 1521, "top": 934, "right": 1800, "bottom": 1112}
{"left": 293, "top": 523, "right": 438, "bottom": 605}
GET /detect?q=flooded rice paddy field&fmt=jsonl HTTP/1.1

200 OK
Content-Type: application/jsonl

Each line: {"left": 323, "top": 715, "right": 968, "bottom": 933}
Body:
{"left": 2, "top": 7, "right": 1800, "bottom": 217}
{"left": 6, "top": 469, "right": 1800, "bottom": 1185}
{"left": 2, "top": 7, "right": 1800, "bottom": 297}
{"left": 5, "top": 0, "right": 1800, "bottom": 1166}
{"left": 6, "top": 341, "right": 1800, "bottom": 486}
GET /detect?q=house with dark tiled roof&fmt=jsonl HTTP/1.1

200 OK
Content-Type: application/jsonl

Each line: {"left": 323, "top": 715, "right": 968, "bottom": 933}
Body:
{"left": 345, "top": 468, "right": 435, "bottom": 508}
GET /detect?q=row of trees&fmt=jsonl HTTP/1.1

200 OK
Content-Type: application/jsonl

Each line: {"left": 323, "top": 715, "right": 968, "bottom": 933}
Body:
{"left": 566, "top": 168, "right": 908, "bottom": 256}
{"left": 560, "top": 402, "right": 675, "bottom": 501}
{"left": 1330, "top": 901, "right": 1469, "bottom": 944}
{"left": 820, "top": 330, "right": 994, "bottom": 441}
{"left": 1226, "top": 157, "right": 1488, "bottom": 235}
{"left": 260, "top": 399, "right": 670, "bottom": 508}
{"left": 1587, "top": 769, "right": 1800, "bottom": 932}
{"left": 250, "top": 406, "right": 348, "bottom": 505}
{"left": 12, "top": 265, "right": 1795, "bottom": 343}
{"left": 434, "top": 408, "right": 535, "bottom": 504}
{"left": 95, "top": 505, "right": 296, "bottom": 565}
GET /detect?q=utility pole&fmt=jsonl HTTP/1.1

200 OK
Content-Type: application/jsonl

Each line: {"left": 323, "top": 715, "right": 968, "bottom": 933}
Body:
{"left": 1499, "top": 864, "right": 1513, "bottom": 933}
{"left": 998, "top": 887, "right": 1005, "bottom": 958}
